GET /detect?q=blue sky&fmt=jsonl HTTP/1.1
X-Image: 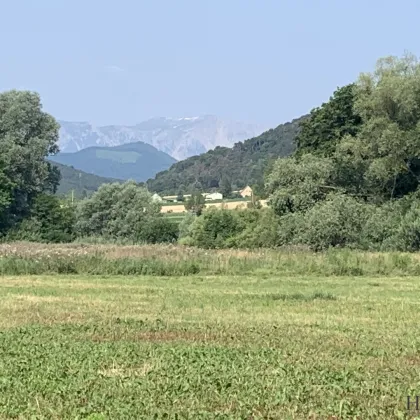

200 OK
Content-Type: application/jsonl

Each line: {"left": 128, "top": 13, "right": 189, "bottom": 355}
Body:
{"left": 1, "top": 0, "right": 419, "bottom": 127}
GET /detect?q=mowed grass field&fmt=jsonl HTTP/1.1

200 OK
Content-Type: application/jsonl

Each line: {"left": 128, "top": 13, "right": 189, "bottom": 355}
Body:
{"left": 1, "top": 245, "right": 420, "bottom": 418}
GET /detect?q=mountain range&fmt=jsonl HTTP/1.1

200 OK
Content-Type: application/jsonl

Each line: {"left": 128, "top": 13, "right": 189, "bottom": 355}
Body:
{"left": 50, "top": 142, "right": 176, "bottom": 182}
{"left": 147, "top": 116, "right": 306, "bottom": 194}
{"left": 58, "top": 116, "right": 267, "bottom": 161}
{"left": 54, "top": 114, "right": 305, "bottom": 197}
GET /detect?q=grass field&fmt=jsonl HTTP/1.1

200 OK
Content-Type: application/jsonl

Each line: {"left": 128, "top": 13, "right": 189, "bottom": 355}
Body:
{"left": 1, "top": 244, "right": 420, "bottom": 418}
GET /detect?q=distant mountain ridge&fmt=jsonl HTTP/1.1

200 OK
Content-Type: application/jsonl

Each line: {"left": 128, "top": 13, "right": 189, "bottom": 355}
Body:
{"left": 58, "top": 116, "right": 267, "bottom": 160}
{"left": 50, "top": 141, "right": 176, "bottom": 182}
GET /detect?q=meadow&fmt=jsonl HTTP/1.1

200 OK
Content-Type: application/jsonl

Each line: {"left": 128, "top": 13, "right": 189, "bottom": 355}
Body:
{"left": 1, "top": 243, "right": 420, "bottom": 418}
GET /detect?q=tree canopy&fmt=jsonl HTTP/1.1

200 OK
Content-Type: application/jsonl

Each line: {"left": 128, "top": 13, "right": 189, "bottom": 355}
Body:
{"left": 76, "top": 181, "right": 159, "bottom": 239}
{"left": 294, "top": 83, "right": 362, "bottom": 157}
{"left": 0, "top": 90, "right": 60, "bottom": 234}
{"left": 263, "top": 53, "right": 420, "bottom": 250}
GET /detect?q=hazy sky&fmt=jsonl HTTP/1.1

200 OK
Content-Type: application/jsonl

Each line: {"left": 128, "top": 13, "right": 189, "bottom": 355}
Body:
{"left": 1, "top": 0, "right": 419, "bottom": 127}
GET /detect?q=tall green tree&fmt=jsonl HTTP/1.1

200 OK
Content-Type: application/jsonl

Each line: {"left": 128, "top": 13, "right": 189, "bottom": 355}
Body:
{"left": 184, "top": 192, "right": 206, "bottom": 216}
{"left": 0, "top": 90, "right": 60, "bottom": 234}
{"left": 176, "top": 184, "right": 186, "bottom": 202}
{"left": 75, "top": 181, "right": 162, "bottom": 241}
{"left": 335, "top": 53, "right": 420, "bottom": 200}
{"left": 266, "top": 154, "right": 336, "bottom": 216}
{"left": 7, "top": 194, "right": 75, "bottom": 243}
{"left": 294, "top": 84, "right": 362, "bottom": 157}
{"left": 219, "top": 176, "right": 232, "bottom": 198}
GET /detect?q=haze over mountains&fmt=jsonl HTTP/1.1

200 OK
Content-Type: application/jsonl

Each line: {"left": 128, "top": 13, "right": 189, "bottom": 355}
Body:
{"left": 50, "top": 142, "right": 176, "bottom": 183}
{"left": 148, "top": 117, "right": 305, "bottom": 194}
{"left": 58, "top": 116, "right": 267, "bottom": 161}
{"left": 53, "top": 114, "right": 303, "bottom": 196}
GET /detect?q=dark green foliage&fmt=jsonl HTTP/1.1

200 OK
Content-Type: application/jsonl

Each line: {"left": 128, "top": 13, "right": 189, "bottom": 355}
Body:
{"left": 360, "top": 192, "right": 420, "bottom": 252}
{"left": 52, "top": 162, "right": 119, "bottom": 198}
{"left": 50, "top": 141, "right": 176, "bottom": 182}
{"left": 176, "top": 185, "right": 185, "bottom": 202}
{"left": 228, "top": 208, "right": 280, "bottom": 248}
{"left": 6, "top": 194, "right": 75, "bottom": 243}
{"left": 184, "top": 192, "right": 206, "bottom": 216}
{"left": 296, "top": 194, "right": 372, "bottom": 251}
{"left": 0, "top": 90, "right": 61, "bottom": 234}
{"left": 260, "top": 54, "right": 420, "bottom": 252}
{"left": 138, "top": 217, "right": 179, "bottom": 244}
{"left": 295, "top": 84, "right": 362, "bottom": 157}
{"left": 147, "top": 117, "right": 304, "bottom": 194}
{"left": 251, "top": 181, "right": 268, "bottom": 200}
{"left": 184, "top": 208, "right": 281, "bottom": 249}
{"left": 266, "top": 154, "right": 336, "bottom": 216}
{"left": 189, "top": 208, "right": 243, "bottom": 249}
{"left": 75, "top": 181, "right": 170, "bottom": 243}
{"left": 219, "top": 176, "right": 232, "bottom": 197}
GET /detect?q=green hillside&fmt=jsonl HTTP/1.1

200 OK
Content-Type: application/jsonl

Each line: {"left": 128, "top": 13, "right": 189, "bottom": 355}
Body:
{"left": 147, "top": 116, "right": 306, "bottom": 194}
{"left": 50, "top": 141, "right": 177, "bottom": 182}
{"left": 52, "top": 162, "right": 120, "bottom": 198}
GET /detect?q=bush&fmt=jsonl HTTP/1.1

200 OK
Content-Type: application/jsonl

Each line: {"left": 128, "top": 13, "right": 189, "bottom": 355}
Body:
{"left": 75, "top": 181, "right": 161, "bottom": 242}
{"left": 138, "top": 217, "right": 179, "bottom": 244}
{"left": 189, "top": 208, "right": 243, "bottom": 248}
{"left": 382, "top": 202, "right": 420, "bottom": 252}
{"left": 276, "top": 212, "right": 305, "bottom": 247}
{"left": 228, "top": 208, "right": 280, "bottom": 248}
{"left": 297, "top": 194, "right": 372, "bottom": 251}
{"left": 178, "top": 213, "right": 196, "bottom": 242}
{"left": 6, "top": 194, "right": 75, "bottom": 243}
{"left": 358, "top": 192, "right": 420, "bottom": 251}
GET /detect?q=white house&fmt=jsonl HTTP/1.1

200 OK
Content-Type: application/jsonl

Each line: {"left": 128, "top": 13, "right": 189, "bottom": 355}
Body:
{"left": 205, "top": 192, "right": 223, "bottom": 201}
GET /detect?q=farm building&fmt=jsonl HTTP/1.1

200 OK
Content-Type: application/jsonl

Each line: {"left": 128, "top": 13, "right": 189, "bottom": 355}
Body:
{"left": 239, "top": 186, "right": 253, "bottom": 198}
{"left": 163, "top": 195, "right": 191, "bottom": 202}
{"left": 204, "top": 192, "right": 223, "bottom": 201}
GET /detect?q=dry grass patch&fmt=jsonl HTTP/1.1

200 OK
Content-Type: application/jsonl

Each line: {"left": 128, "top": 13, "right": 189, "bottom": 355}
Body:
{"left": 98, "top": 362, "right": 155, "bottom": 378}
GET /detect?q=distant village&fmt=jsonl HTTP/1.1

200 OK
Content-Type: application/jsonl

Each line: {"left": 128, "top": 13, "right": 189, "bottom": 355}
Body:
{"left": 152, "top": 185, "right": 253, "bottom": 204}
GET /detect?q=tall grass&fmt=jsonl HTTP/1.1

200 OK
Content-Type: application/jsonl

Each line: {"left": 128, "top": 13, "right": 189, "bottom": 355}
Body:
{"left": 1, "top": 242, "right": 420, "bottom": 276}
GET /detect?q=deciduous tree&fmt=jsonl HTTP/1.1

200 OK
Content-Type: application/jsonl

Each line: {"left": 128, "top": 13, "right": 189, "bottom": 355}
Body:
{"left": 0, "top": 90, "right": 60, "bottom": 233}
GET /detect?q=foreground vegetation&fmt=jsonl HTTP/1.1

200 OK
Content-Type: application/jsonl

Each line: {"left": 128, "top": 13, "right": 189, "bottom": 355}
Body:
{"left": 0, "top": 247, "right": 419, "bottom": 418}
{"left": 4, "top": 242, "right": 420, "bottom": 278}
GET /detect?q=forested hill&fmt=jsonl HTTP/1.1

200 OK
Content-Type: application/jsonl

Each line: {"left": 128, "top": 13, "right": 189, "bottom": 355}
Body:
{"left": 51, "top": 162, "right": 120, "bottom": 198}
{"left": 147, "top": 116, "right": 306, "bottom": 194}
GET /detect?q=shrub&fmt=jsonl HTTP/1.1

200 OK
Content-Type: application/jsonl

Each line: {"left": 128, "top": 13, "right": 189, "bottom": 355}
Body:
{"left": 228, "top": 208, "right": 280, "bottom": 248}
{"left": 297, "top": 194, "right": 372, "bottom": 251}
{"left": 383, "top": 203, "right": 420, "bottom": 252}
{"left": 189, "top": 208, "right": 242, "bottom": 248}
{"left": 138, "top": 217, "right": 178, "bottom": 244}
{"left": 75, "top": 181, "right": 161, "bottom": 242}
{"left": 178, "top": 213, "right": 196, "bottom": 242}
{"left": 6, "top": 194, "right": 75, "bottom": 243}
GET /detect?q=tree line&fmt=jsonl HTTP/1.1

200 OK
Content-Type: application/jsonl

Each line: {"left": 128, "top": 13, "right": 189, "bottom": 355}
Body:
{"left": 2, "top": 53, "right": 420, "bottom": 251}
